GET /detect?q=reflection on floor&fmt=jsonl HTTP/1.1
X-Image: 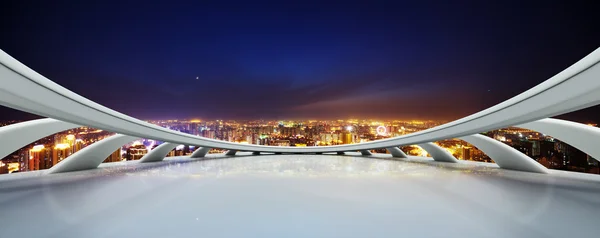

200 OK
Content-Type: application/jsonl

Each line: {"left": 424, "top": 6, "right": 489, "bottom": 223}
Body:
{"left": 1, "top": 152, "right": 599, "bottom": 238}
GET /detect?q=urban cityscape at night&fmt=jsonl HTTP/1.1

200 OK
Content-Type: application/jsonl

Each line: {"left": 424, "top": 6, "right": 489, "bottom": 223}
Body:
{"left": 2, "top": 1, "right": 600, "bottom": 237}
{"left": 2, "top": 118, "right": 598, "bottom": 175}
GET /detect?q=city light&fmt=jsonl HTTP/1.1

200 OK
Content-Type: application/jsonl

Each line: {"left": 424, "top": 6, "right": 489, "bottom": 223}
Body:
{"left": 1, "top": 117, "right": 596, "bottom": 175}
{"left": 131, "top": 141, "right": 143, "bottom": 146}
{"left": 54, "top": 143, "right": 70, "bottom": 150}
{"left": 376, "top": 126, "right": 386, "bottom": 136}
{"left": 30, "top": 145, "right": 45, "bottom": 152}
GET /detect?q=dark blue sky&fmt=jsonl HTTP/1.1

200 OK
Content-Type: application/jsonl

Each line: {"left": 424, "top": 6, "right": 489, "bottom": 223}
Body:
{"left": 1, "top": 1, "right": 599, "bottom": 121}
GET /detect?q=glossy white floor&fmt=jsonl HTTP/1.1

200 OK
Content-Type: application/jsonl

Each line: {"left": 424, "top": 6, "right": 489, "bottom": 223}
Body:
{"left": 1, "top": 152, "right": 599, "bottom": 238}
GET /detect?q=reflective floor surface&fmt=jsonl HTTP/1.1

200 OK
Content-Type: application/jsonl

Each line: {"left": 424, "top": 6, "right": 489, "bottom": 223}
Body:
{"left": 1, "top": 152, "right": 599, "bottom": 238}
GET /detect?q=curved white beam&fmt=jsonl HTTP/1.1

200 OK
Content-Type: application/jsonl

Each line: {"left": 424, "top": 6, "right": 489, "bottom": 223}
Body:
{"left": 1, "top": 48, "right": 600, "bottom": 153}
{"left": 0, "top": 118, "right": 79, "bottom": 159}
{"left": 360, "top": 150, "right": 372, "bottom": 156}
{"left": 386, "top": 147, "right": 408, "bottom": 158}
{"left": 459, "top": 134, "right": 548, "bottom": 173}
{"left": 190, "top": 147, "right": 211, "bottom": 158}
{"left": 139, "top": 142, "right": 179, "bottom": 163}
{"left": 518, "top": 118, "right": 600, "bottom": 161}
{"left": 47, "top": 134, "right": 138, "bottom": 174}
{"left": 225, "top": 150, "right": 237, "bottom": 156}
{"left": 417, "top": 143, "right": 459, "bottom": 163}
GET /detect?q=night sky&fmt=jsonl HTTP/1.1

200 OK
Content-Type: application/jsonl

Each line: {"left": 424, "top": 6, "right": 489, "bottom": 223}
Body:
{"left": 1, "top": 1, "right": 599, "bottom": 122}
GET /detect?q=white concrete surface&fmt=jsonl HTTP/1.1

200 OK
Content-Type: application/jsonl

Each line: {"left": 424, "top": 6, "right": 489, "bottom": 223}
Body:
{"left": 1, "top": 153, "right": 599, "bottom": 238}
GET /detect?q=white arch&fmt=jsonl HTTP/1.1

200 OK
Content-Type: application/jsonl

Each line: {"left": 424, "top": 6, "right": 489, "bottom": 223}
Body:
{"left": 518, "top": 118, "right": 600, "bottom": 161}
{"left": 459, "top": 134, "right": 548, "bottom": 173}
{"left": 386, "top": 147, "right": 408, "bottom": 158}
{"left": 417, "top": 143, "right": 459, "bottom": 163}
{"left": 0, "top": 118, "right": 79, "bottom": 159}
{"left": 47, "top": 134, "right": 138, "bottom": 174}
{"left": 139, "top": 142, "right": 180, "bottom": 163}
{"left": 1, "top": 48, "right": 600, "bottom": 153}
{"left": 190, "top": 147, "right": 211, "bottom": 158}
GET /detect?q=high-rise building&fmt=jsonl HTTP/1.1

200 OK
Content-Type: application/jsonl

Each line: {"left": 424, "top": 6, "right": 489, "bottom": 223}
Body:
{"left": 29, "top": 145, "right": 49, "bottom": 171}
{"left": 462, "top": 146, "right": 472, "bottom": 160}
{"left": 104, "top": 149, "right": 122, "bottom": 163}
{"left": 53, "top": 143, "right": 71, "bottom": 166}
{"left": 126, "top": 145, "right": 147, "bottom": 160}
{"left": 73, "top": 139, "right": 84, "bottom": 153}
{"left": 341, "top": 132, "right": 352, "bottom": 145}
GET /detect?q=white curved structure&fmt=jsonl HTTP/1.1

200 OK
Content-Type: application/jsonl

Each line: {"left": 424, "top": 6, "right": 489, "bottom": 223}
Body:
{"left": 417, "top": 143, "right": 459, "bottom": 163}
{"left": 0, "top": 118, "right": 79, "bottom": 159}
{"left": 139, "top": 142, "right": 180, "bottom": 163}
{"left": 518, "top": 118, "right": 600, "bottom": 161}
{"left": 2, "top": 48, "right": 600, "bottom": 155}
{"left": 190, "top": 147, "right": 212, "bottom": 158}
{"left": 386, "top": 147, "right": 408, "bottom": 158}
{"left": 0, "top": 47, "right": 599, "bottom": 174}
{"left": 47, "top": 134, "right": 138, "bottom": 174}
{"left": 459, "top": 134, "right": 548, "bottom": 173}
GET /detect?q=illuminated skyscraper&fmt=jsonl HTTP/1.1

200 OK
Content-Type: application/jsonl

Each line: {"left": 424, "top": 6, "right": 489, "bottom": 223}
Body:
{"left": 53, "top": 143, "right": 71, "bottom": 166}
{"left": 127, "top": 145, "right": 147, "bottom": 161}
{"left": 73, "top": 139, "right": 84, "bottom": 153}
{"left": 341, "top": 132, "right": 352, "bottom": 145}
{"left": 29, "top": 145, "right": 48, "bottom": 171}
{"left": 462, "top": 146, "right": 472, "bottom": 161}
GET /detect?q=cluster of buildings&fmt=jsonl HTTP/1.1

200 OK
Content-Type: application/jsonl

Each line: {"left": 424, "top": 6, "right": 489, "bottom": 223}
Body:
{"left": 0, "top": 127, "right": 118, "bottom": 174}
{"left": 0, "top": 119, "right": 598, "bottom": 175}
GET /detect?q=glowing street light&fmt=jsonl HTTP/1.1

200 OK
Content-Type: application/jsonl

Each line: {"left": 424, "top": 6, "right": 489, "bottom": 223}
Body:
{"left": 346, "top": 126, "right": 353, "bottom": 132}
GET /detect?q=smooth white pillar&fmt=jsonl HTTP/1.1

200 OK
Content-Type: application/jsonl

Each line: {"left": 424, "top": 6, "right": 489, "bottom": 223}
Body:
{"left": 518, "top": 118, "right": 600, "bottom": 162}
{"left": 47, "top": 134, "right": 138, "bottom": 174}
{"left": 459, "top": 134, "right": 548, "bottom": 173}
{"left": 417, "top": 143, "right": 459, "bottom": 163}
{"left": 0, "top": 118, "right": 79, "bottom": 159}
{"left": 139, "top": 142, "right": 180, "bottom": 163}
{"left": 190, "top": 147, "right": 211, "bottom": 158}
{"left": 386, "top": 147, "right": 408, "bottom": 158}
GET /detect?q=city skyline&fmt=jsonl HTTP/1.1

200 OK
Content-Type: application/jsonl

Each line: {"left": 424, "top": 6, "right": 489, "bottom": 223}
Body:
{"left": 1, "top": 1, "right": 600, "bottom": 122}
{"left": 2, "top": 2, "right": 600, "bottom": 236}
{"left": 2, "top": 117, "right": 598, "bottom": 175}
